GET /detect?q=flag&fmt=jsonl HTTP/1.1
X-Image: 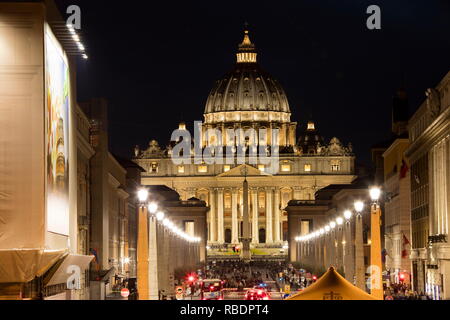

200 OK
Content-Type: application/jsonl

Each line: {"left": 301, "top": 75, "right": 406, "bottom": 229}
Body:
{"left": 402, "top": 234, "right": 410, "bottom": 259}
{"left": 400, "top": 159, "right": 409, "bottom": 179}
{"left": 381, "top": 248, "right": 388, "bottom": 263}
{"left": 90, "top": 248, "right": 100, "bottom": 271}
{"left": 402, "top": 234, "right": 410, "bottom": 246}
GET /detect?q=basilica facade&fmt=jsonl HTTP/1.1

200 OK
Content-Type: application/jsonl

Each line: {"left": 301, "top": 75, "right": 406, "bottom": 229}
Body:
{"left": 134, "top": 30, "right": 356, "bottom": 248}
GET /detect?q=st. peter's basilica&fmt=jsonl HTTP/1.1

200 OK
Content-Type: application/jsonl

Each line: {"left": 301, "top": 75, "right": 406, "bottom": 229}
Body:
{"left": 133, "top": 30, "right": 356, "bottom": 249}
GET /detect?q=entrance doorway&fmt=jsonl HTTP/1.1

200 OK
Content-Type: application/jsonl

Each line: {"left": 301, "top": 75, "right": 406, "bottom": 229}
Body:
{"left": 225, "top": 228, "right": 231, "bottom": 244}
{"left": 259, "top": 228, "right": 266, "bottom": 243}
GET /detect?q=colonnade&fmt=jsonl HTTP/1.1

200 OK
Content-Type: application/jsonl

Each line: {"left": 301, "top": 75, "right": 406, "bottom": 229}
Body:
{"left": 207, "top": 187, "right": 283, "bottom": 244}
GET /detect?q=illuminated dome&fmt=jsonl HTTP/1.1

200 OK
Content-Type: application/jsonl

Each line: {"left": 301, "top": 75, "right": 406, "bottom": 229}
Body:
{"left": 204, "top": 30, "right": 291, "bottom": 119}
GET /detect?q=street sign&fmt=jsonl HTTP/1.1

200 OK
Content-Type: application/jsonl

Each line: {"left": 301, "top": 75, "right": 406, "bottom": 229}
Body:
{"left": 120, "top": 288, "right": 130, "bottom": 298}
{"left": 175, "top": 286, "right": 184, "bottom": 300}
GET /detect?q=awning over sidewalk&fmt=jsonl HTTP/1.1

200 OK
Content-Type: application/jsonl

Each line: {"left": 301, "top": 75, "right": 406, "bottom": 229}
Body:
{"left": 286, "top": 267, "right": 379, "bottom": 300}
{"left": 0, "top": 249, "right": 67, "bottom": 283}
{"left": 44, "top": 254, "right": 94, "bottom": 287}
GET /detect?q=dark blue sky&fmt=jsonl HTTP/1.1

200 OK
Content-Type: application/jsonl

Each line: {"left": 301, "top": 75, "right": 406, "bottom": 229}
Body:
{"left": 56, "top": 0, "right": 450, "bottom": 167}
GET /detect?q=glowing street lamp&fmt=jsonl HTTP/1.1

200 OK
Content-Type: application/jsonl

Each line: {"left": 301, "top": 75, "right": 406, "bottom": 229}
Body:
{"left": 138, "top": 188, "right": 149, "bottom": 203}
{"left": 330, "top": 221, "right": 336, "bottom": 229}
{"left": 336, "top": 217, "right": 344, "bottom": 225}
{"left": 354, "top": 201, "right": 364, "bottom": 214}
{"left": 148, "top": 202, "right": 158, "bottom": 214}
{"left": 156, "top": 211, "right": 165, "bottom": 221}
{"left": 344, "top": 210, "right": 352, "bottom": 220}
{"left": 369, "top": 187, "right": 381, "bottom": 202}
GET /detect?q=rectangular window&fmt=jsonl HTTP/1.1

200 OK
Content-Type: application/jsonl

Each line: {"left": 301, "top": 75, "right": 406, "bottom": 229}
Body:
{"left": 300, "top": 220, "right": 310, "bottom": 235}
{"left": 281, "top": 163, "right": 291, "bottom": 172}
{"left": 197, "top": 165, "right": 207, "bottom": 173}
{"left": 150, "top": 162, "right": 158, "bottom": 173}
{"left": 258, "top": 164, "right": 265, "bottom": 172}
{"left": 331, "top": 160, "right": 340, "bottom": 172}
{"left": 223, "top": 165, "right": 231, "bottom": 172}
{"left": 304, "top": 164, "right": 311, "bottom": 172}
{"left": 177, "top": 165, "right": 185, "bottom": 173}
{"left": 184, "top": 221, "right": 195, "bottom": 237}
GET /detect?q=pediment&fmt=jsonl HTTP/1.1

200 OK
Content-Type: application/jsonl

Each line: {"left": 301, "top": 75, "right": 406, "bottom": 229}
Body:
{"left": 217, "top": 164, "right": 271, "bottom": 177}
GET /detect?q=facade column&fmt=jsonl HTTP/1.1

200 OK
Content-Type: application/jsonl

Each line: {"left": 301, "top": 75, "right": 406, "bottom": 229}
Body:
{"left": 217, "top": 188, "right": 225, "bottom": 243}
{"left": 265, "top": 187, "right": 273, "bottom": 243}
{"left": 231, "top": 188, "right": 239, "bottom": 244}
{"left": 274, "top": 187, "right": 281, "bottom": 243}
{"left": 209, "top": 188, "right": 217, "bottom": 243}
{"left": 251, "top": 188, "right": 259, "bottom": 244}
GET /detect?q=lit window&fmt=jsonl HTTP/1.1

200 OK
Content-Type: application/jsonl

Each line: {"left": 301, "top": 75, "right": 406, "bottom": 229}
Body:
{"left": 150, "top": 162, "right": 158, "bottom": 173}
{"left": 178, "top": 165, "right": 185, "bottom": 173}
{"left": 281, "top": 163, "right": 291, "bottom": 172}
{"left": 198, "top": 165, "right": 207, "bottom": 173}
{"left": 258, "top": 164, "right": 265, "bottom": 172}
{"left": 331, "top": 160, "right": 340, "bottom": 172}
{"left": 224, "top": 165, "right": 231, "bottom": 172}
{"left": 304, "top": 164, "right": 311, "bottom": 172}
{"left": 307, "top": 121, "right": 315, "bottom": 131}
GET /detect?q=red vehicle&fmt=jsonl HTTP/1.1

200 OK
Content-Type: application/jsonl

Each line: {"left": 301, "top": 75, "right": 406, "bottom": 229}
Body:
{"left": 244, "top": 289, "right": 270, "bottom": 300}
{"left": 200, "top": 279, "right": 224, "bottom": 300}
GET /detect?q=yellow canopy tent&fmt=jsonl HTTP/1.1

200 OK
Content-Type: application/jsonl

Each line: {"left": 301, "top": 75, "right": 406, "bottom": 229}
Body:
{"left": 286, "top": 267, "right": 380, "bottom": 300}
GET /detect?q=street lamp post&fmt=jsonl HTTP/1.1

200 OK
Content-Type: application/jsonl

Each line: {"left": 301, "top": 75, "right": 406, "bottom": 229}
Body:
{"left": 148, "top": 202, "right": 159, "bottom": 300}
{"left": 369, "top": 187, "right": 383, "bottom": 300}
{"left": 336, "top": 217, "right": 344, "bottom": 271}
{"left": 330, "top": 221, "right": 336, "bottom": 267}
{"left": 354, "top": 201, "right": 365, "bottom": 291}
{"left": 137, "top": 188, "right": 150, "bottom": 300}
{"left": 343, "top": 210, "right": 354, "bottom": 283}
{"left": 325, "top": 225, "right": 331, "bottom": 268}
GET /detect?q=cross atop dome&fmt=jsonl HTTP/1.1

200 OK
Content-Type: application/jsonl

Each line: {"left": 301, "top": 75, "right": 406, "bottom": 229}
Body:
{"left": 237, "top": 28, "right": 257, "bottom": 63}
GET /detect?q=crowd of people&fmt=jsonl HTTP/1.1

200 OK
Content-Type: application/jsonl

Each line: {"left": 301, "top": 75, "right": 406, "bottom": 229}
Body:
{"left": 384, "top": 283, "right": 432, "bottom": 300}
{"left": 178, "top": 260, "right": 436, "bottom": 300}
{"left": 204, "top": 260, "right": 288, "bottom": 291}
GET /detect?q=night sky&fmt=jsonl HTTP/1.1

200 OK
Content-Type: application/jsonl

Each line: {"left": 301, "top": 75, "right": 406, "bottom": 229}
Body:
{"left": 55, "top": 0, "right": 450, "bottom": 167}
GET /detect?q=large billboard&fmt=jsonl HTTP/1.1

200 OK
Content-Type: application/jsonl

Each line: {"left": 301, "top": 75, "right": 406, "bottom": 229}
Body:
{"left": 45, "top": 24, "right": 71, "bottom": 236}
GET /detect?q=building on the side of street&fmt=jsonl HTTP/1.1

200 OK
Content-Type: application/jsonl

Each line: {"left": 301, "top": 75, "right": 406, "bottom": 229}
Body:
{"left": 115, "top": 157, "right": 146, "bottom": 280}
{"left": 144, "top": 185, "right": 208, "bottom": 299}
{"left": 79, "top": 98, "right": 139, "bottom": 299}
{"left": 0, "top": 1, "right": 94, "bottom": 299}
{"left": 406, "top": 70, "right": 450, "bottom": 300}
{"left": 286, "top": 176, "right": 373, "bottom": 289}
{"left": 383, "top": 138, "right": 412, "bottom": 286}
{"left": 75, "top": 104, "right": 96, "bottom": 300}
{"left": 382, "top": 88, "right": 412, "bottom": 287}
{"left": 133, "top": 30, "right": 356, "bottom": 257}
